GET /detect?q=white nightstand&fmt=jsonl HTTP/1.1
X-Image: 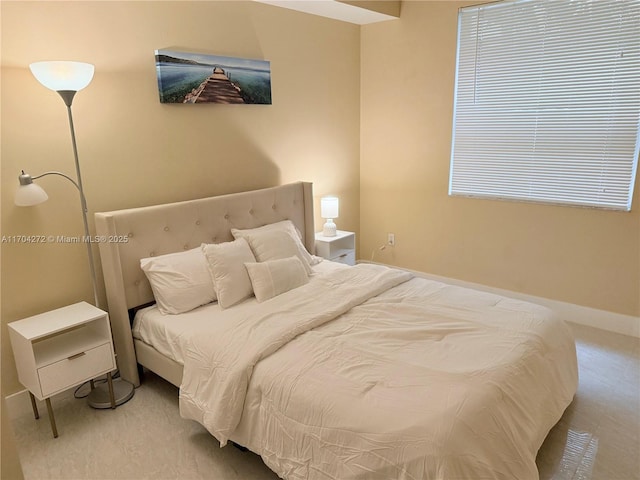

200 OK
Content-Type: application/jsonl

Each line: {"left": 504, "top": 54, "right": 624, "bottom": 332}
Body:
{"left": 315, "top": 230, "right": 356, "bottom": 266}
{"left": 8, "top": 302, "right": 117, "bottom": 438}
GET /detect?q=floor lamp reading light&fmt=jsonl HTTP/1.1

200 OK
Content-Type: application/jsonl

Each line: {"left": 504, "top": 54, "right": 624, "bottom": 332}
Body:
{"left": 15, "top": 61, "right": 134, "bottom": 408}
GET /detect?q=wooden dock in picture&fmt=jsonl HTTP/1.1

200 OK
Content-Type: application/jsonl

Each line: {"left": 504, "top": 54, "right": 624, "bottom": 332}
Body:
{"left": 184, "top": 67, "right": 245, "bottom": 104}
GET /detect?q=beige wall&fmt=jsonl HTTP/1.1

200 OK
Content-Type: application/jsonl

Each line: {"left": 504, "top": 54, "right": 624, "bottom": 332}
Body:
{"left": 1, "top": 174, "right": 25, "bottom": 479}
{"left": 1, "top": 123, "right": 24, "bottom": 477}
{"left": 361, "top": 1, "right": 640, "bottom": 317}
{"left": 1, "top": 0, "right": 361, "bottom": 395}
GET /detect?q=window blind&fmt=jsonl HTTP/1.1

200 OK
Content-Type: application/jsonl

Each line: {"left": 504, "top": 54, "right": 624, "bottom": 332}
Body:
{"left": 449, "top": 0, "right": 640, "bottom": 211}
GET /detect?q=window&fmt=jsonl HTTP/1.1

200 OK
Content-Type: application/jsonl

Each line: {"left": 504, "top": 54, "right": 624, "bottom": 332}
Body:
{"left": 449, "top": 0, "right": 640, "bottom": 211}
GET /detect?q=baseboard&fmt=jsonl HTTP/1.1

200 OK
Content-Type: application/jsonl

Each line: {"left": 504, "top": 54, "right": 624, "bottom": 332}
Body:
{"left": 359, "top": 261, "right": 640, "bottom": 338}
{"left": 4, "top": 389, "right": 31, "bottom": 421}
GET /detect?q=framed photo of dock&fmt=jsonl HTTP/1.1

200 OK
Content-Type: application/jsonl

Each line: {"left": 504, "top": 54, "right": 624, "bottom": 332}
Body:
{"left": 155, "top": 49, "right": 272, "bottom": 104}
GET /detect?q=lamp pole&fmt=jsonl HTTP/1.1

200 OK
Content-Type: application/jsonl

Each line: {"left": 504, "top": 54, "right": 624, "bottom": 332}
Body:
{"left": 60, "top": 90, "right": 100, "bottom": 309}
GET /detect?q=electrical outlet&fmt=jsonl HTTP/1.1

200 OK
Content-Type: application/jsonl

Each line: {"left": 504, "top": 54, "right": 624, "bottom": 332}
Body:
{"left": 387, "top": 233, "right": 395, "bottom": 247}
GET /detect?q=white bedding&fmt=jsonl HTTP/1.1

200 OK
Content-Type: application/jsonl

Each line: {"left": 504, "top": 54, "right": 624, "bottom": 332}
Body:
{"left": 131, "top": 260, "right": 343, "bottom": 365}
{"left": 146, "top": 263, "right": 578, "bottom": 480}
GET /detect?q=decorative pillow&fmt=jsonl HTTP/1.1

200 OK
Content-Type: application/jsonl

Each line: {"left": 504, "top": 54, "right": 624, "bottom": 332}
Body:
{"left": 245, "top": 256, "right": 309, "bottom": 302}
{"left": 231, "top": 220, "right": 318, "bottom": 269}
{"left": 234, "top": 229, "right": 313, "bottom": 276}
{"left": 140, "top": 247, "right": 216, "bottom": 315}
{"left": 201, "top": 238, "right": 256, "bottom": 309}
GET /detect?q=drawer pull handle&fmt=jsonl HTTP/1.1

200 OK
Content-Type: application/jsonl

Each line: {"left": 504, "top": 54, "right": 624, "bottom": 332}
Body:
{"left": 339, "top": 253, "right": 347, "bottom": 258}
{"left": 67, "top": 352, "right": 86, "bottom": 360}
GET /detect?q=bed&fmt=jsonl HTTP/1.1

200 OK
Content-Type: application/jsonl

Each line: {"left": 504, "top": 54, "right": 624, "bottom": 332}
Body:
{"left": 95, "top": 181, "right": 578, "bottom": 480}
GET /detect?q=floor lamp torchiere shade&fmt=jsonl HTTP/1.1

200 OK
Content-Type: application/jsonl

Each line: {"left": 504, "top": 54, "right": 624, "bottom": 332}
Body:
{"left": 15, "top": 61, "right": 135, "bottom": 408}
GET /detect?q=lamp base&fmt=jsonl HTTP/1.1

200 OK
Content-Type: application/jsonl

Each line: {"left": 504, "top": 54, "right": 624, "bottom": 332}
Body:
{"left": 87, "top": 378, "right": 135, "bottom": 409}
{"left": 323, "top": 220, "right": 337, "bottom": 237}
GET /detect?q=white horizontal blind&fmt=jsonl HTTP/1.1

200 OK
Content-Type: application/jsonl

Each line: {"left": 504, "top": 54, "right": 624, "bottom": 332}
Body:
{"left": 449, "top": 0, "right": 640, "bottom": 211}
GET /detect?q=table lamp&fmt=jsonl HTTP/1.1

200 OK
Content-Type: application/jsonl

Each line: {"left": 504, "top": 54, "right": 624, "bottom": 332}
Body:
{"left": 321, "top": 196, "right": 339, "bottom": 236}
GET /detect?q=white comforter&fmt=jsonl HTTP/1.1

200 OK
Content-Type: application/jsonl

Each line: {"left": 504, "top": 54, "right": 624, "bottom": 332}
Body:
{"left": 179, "top": 264, "right": 578, "bottom": 480}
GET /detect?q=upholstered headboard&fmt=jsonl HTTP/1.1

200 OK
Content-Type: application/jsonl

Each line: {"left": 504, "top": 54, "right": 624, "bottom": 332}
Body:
{"left": 95, "top": 182, "right": 314, "bottom": 386}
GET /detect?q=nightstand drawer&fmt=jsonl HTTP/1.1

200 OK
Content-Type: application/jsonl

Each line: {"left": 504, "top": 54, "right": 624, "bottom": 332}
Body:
{"left": 331, "top": 251, "right": 356, "bottom": 265}
{"left": 315, "top": 230, "right": 356, "bottom": 266}
{"left": 38, "top": 343, "right": 114, "bottom": 397}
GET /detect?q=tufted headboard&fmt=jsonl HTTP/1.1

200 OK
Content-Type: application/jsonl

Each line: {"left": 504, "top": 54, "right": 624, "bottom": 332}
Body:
{"left": 95, "top": 182, "right": 314, "bottom": 386}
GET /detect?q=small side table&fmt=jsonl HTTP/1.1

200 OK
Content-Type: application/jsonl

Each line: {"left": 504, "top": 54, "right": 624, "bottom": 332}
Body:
{"left": 8, "top": 302, "right": 117, "bottom": 438}
{"left": 315, "top": 230, "right": 356, "bottom": 265}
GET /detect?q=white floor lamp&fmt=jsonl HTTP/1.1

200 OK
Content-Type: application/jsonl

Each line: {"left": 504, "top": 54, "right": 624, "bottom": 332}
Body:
{"left": 15, "top": 61, "right": 134, "bottom": 408}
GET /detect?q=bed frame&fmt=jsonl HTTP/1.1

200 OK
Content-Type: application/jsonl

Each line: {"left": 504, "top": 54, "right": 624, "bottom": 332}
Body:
{"left": 95, "top": 182, "right": 315, "bottom": 387}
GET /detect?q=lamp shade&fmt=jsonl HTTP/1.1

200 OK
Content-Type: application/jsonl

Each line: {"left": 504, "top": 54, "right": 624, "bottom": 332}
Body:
{"left": 29, "top": 61, "right": 94, "bottom": 92}
{"left": 321, "top": 196, "right": 339, "bottom": 219}
{"left": 15, "top": 182, "right": 49, "bottom": 207}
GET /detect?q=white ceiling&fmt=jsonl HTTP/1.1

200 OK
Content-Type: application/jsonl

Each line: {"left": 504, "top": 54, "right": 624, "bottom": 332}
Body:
{"left": 254, "top": 0, "right": 399, "bottom": 25}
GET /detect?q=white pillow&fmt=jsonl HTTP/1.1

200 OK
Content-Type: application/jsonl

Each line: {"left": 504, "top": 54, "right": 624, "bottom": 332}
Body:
{"left": 231, "top": 220, "right": 318, "bottom": 269}
{"left": 201, "top": 238, "right": 256, "bottom": 309}
{"left": 245, "top": 256, "right": 309, "bottom": 302}
{"left": 140, "top": 248, "right": 216, "bottom": 315}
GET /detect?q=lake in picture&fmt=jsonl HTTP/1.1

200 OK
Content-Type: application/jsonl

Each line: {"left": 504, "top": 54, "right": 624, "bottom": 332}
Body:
{"left": 155, "top": 49, "right": 272, "bottom": 104}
